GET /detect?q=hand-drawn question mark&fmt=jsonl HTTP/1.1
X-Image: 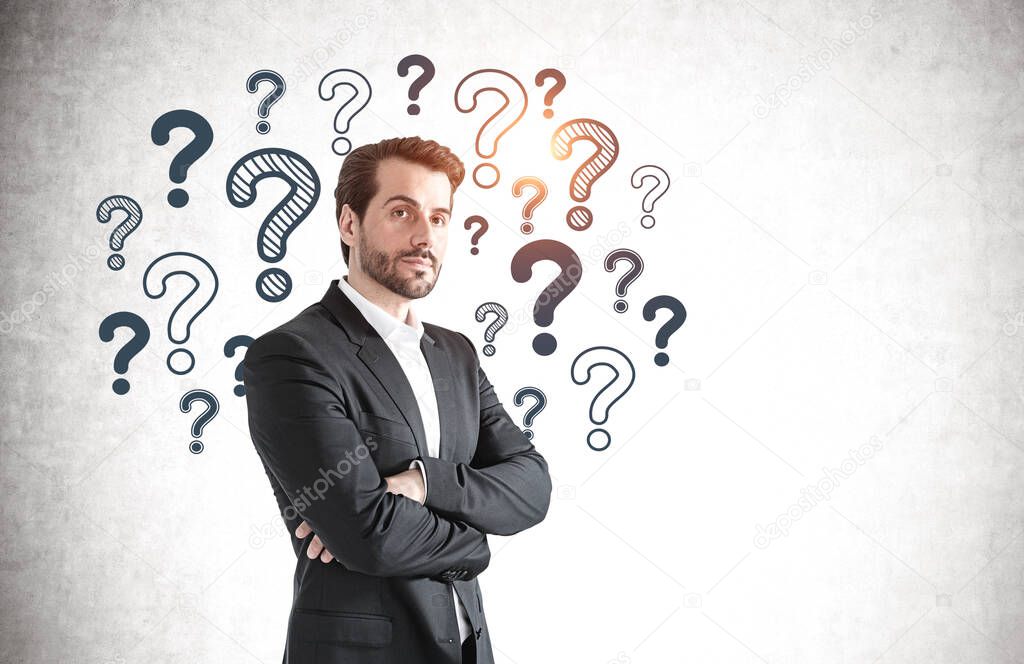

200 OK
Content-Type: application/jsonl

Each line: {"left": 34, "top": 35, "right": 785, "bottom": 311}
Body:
{"left": 534, "top": 68, "right": 565, "bottom": 118}
{"left": 464, "top": 215, "right": 489, "bottom": 255}
{"left": 246, "top": 69, "right": 286, "bottom": 134}
{"left": 454, "top": 68, "right": 527, "bottom": 188}
{"left": 226, "top": 148, "right": 321, "bottom": 302}
{"left": 604, "top": 248, "right": 644, "bottom": 313}
{"left": 513, "top": 387, "right": 547, "bottom": 440}
{"left": 643, "top": 295, "right": 687, "bottom": 366}
{"left": 224, "top": 335, "right": 255, "bottom": 397}
{"left": 98, "top": 311, "right": 150, "bottom": 395}
{"left": 571, "top": 346, "right": 636, "bottom": 451}
{"left": 397, "top": 54, "right": 435, "bottom": 115}
{"left": 511, "top": 176, "right": 548, "bottom": 234}
{"left": 151, "top": 109, "right": 214, "bottom": 208}
{"left": 631, "top": 165, "right": 670, "bottom": 229}
{"left": 143, "top": 252, "right": 219, "bottom": 375}
{"left": 318, "top": 68, "right": 372, "bottom": 156}
{"left": 180, "top": 389, "right": 219, "bottom": 454}
{"left": 511, "top": 239, "right": 582, "bottom": 356}
{"left": 551, "top": 118, "right": 619, "bottom": 230}
{"left": 96, "top": 195, "right": 143, "bottom": 271}
{"left": 474, "top": 302, "right": 508, "bottom": 356}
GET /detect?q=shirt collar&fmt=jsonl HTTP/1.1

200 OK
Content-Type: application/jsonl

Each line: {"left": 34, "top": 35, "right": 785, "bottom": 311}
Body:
{"left": 338, "top": 275, "right": 424, "bottom": 344}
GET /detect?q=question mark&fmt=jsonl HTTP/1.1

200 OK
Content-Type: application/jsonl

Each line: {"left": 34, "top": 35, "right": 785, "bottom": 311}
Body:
{"left": 226, "top": 148, "right": 321, "bottom": 302}
{"left": 180, "top": 389, "right": 219, "bottom": 454}
{"left": 571, "top": 346, "right": 636, "bottom": 451}
{"left": 318, "top": 68, "right": 372, "bottom": 156}
{"left": 96, "top": 195, "right": 143, "bottom": 271}
{"left": 464, "top": 215, "right": 489, "bottom": 255}
{"left": 397, "top": 54, "right": 435, "bottom": 115}
{"left": 513, "top": 387, "right": 547, "bottom": 440}
{"left": 454, "top": 68, "right": 528, "bottom": 189}
{"left": 224, "top": 335, "right": 255, "bottom": 397}
{"left": 643, "top": 295, "right": 687, "bottom": 367}
{"left": 631, "top": 165, "right": 670, "bottom": 229}
{"left": 151, "top": 109, "right": 214, "bottom": 208}
{"left": 604, "top": 248, "right": 644, "bottom": 313}
{"left": 474, "top": 302, "right": 508, "bottom": 356}
{"left": 551, "top": 118, "right": 619, "bottom": 231}
{"left": 534, "top": 68, "right": 566, "bottom": 119}
{"left": 98, "top": 312, "right": 150, "bottom": 395}
{"left": 143, "top": 252, "right": 219, "bottom": 375}
{"left": 246, "top": 69, "right": 286, "bottom": 134}
{"left": 511, "top": 176, "right": 548, "bottom": 234}
{"left": 510, "top": 239, "right": 582, "bottom": 356}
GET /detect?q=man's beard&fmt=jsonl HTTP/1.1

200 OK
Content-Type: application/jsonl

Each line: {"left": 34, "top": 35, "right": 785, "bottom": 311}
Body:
{"left": 358, "top": 233, "right": 440, "bottom": 299}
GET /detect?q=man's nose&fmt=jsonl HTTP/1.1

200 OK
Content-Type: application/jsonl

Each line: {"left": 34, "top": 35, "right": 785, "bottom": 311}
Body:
{"left": 409, "top": 211, "right": 436, "bottom": 249}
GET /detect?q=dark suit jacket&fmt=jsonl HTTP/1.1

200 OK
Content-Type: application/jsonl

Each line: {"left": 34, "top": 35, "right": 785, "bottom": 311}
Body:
{"left": 243, "top": 279, "right": 552, "bottom": 663}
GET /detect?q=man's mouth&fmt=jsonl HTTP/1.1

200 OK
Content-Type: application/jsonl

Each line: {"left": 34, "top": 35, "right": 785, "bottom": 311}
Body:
{"left": 401, "top": 256, "right": 432, "bottom": 270}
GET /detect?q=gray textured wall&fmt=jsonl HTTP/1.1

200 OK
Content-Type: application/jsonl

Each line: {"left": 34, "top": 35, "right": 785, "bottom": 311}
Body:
{"left": 1, "top": 1, "right": 1022, "bottom": 662}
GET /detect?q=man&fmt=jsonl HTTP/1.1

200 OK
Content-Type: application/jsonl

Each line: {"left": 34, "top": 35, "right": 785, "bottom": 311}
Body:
{"left": 243, "top": 136, "right": 552, "bottom": 663}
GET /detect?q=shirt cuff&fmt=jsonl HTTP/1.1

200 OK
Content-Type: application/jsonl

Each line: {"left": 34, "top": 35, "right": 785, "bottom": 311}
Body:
{"left": 408, "top": 459, "right": 427, "bottom": 500}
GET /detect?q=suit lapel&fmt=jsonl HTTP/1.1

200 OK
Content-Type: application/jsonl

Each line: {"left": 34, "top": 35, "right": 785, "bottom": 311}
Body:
{"left": 421, "top": 334, "right": 457, "bottom": 462}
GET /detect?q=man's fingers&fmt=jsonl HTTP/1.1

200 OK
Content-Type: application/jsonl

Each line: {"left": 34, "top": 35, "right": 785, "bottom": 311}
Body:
{"left": 294, "top": 520, "right": 312, "bottom": 539}
{"left": 320, "top": 548, "right": 334, "bottom": 563}
{"left": 307, "top": 534, "right": 324, "bottom": 559}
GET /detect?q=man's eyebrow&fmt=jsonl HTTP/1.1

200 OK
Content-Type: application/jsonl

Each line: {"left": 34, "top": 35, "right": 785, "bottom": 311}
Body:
{"left": 382, "top": 194, "right": 451, "bottom": 216}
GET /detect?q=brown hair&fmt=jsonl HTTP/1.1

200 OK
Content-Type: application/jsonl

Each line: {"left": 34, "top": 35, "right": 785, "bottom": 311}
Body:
{"left": 334, "top": 137, "right": 466, "bottom": 265}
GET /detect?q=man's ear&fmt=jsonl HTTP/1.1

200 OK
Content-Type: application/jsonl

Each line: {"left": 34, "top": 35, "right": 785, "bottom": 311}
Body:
{"left": 338, "top": 204, "right": 357, "bottom": 244}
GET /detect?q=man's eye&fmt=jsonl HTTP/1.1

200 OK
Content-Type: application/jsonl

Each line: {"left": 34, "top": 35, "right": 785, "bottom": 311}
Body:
{"left": 393, "top": 208, "right": 408, "bottom": 218}
{"left": 432, "top": 216, "right": 447, "bottom": 225}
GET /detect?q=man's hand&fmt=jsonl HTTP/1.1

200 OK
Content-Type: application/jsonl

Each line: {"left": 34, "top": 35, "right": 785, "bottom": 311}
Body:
{"left": 296, "top": 468, "right": 427, "bottom": 563}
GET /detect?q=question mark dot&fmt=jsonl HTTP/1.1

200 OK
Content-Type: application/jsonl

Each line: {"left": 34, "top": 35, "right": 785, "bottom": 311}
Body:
{"left": 470, "top": 247, "right": 479, "bottom": 256}
{"left": 654, "top": 352, "right": 669, "bottom": 367}
{"left": 524, "top": 429, "right": 534, "bottom": 440}
{"left": 189, "top": 440, "right": 204, "bottom": 454}
{"left": 256, "top": 121, "right": 271, "bottom": 134}
{"left": 167, "top": 349, "right": 196, "bottom": 375}
{"left": 567, "top": 206, "right": 593, "bottom": 231}
{"left": 112, "top": 379, "right": 130, "bottom": 395}
{"left": 168, "top": 189, "right": 189, "bottom": 208}
{"left": 407, "top": 104, "right": 421, "bottom": 115}
{"left": 257, "top": 268, "right": 293, "bottom": 302}
{"left": 234, "top": 385, "right": 246, "bottom": 397}
{"left": 332, "top": 137, "right": 353, "bottom": 156}
{"left": 533, "top": 333, "right": 556, "bottom": 356}
{"left": 483, "top": 344, "right": 495, "bottom": 356}
{"left": 473, "top": 164, "right": 499, "bottom": 189}
{"left": 544, "top": 109, "right": 553, "bottom": 119}
{"left": 107, "top": 255, "right": 126, "bottom": 271}
{"left": 520, "top": 222, "right": 533, "bottom": 234}
{"left": 614, "top": 300, "right": 628, "bottom": 314}
{"left": 587, "top": 428, "right": 611, "bottom": 452}
{"left": 641, "top": 215, "right": 656, "bottom": 229}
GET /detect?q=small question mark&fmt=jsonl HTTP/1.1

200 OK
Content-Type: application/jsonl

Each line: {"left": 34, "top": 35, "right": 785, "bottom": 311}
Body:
{"left": 224, "top": 335, "right": 255, "bottom": 397}
{"left": 604, "top": 248, "right": 644, "bottom": 313}
{"left": 454, "top": 68, "right": 528, "bottom": 188}
{"left": 511, "top": 176, "right": 548, "bottom": 234}
{"left": 143, "top": 252, "right": 219, "bottom": 375}
{"left": 397, "top": 54, "right": 435, "bottom": 115}
{"left": 631, "top": 165, "right": 670, "bottom": 229}
{"left": 246, "top": 70, "right": 286, "bottom": 134}
{"left": 513, "top": 387, "right": 547, "bottom": 440}
{"left": 551, "top": 118, "right": 620, "bottom": 230}
{"left": 318, "top": 68, "right": 372, "bottom": 156}
{"left": 643, "top": 295, "right": 687, "bottom": 367}
{"left": 571, "top": 346, "right": 636, "bottom": 451}
{"left": 511, "top": 239, "right": 582, "bottom": 356}
{"left": 95, "top": 195, "right": 143, "bottom": 271}
{"left": 98, "top": 312, "right": 150, "bottom": 395}
{"left": 474, "top": 302, "right": 508, "bottom": 356}
{"left": 464, "top": 215, "right": 489, "bottom": 255}
{"left": 151, "top": 109, "right": 214, "bottom": 208}
{"left": 534, "top": 68, "right": 566, "bottom": 119}
{"left": 180, "top": 389, "right": 219, "bottom": 454}
{"left": 226, "top": 148, "right": 321, "bottom": 302}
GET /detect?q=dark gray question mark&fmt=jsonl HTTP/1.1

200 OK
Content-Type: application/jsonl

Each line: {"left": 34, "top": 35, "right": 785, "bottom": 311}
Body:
{"left": 224, "top": 335, "right": 255, "bottom": 396}
{"left": 397, "top": 54, "right": 435, "bottom": 115}
{"left": 511, "top": 239, "right": 582, "bottom": 356}
{"left": 513, "top": 387, "right": 547, "bottom": 440}
{"left": 604, "top": 248, "right": 644, "bottom": 313}
{"left": 246, "top": 70, "right": 286, "bottom": 134}
{"left": 151, "top": 109, "right": 214, "bottom": 208}
{"left": 98, "top": 312, "right": 150, "bottom": 395}
{"left": 180, "top": 389, "right": 219, "bottom": 454}
{"left": 96, "top": 195, "right": 143, "bottom": 271}
{"left": 643, "top": 295, "right": 687, "bottom": 366}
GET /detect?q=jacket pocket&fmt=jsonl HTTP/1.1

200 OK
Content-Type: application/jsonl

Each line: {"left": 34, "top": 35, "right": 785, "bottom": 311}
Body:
{"left": 292, "top": 608, "right": 393, "bottom": 648}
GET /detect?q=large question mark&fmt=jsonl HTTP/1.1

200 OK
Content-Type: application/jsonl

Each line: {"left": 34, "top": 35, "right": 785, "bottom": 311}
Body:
{"left": 551, "top": 118, "right": 620, "bottom": 231}
{"left": 510, "top": 239, "right": 582, "bottom": 356}
{"left": 226, "top": 148, "right": 321, "bottom": 302}
{"left": 511, "top": 176, "right": 548, "bottom": 234}
{"left": 513, "top": 387, "right": 547, "bottom": 440}
{"left": 604, "top": 248, "right": 644, "bottom": 313}
{"left": 571, "top": 346, "right": 636, "bottom": 451}
{"left": 534, "top": 68, "right": 566, "bottom": 118}
{"left": 631, "top": 165, "right": 670, "bottom": 229}
{"left": 224, "top": 335, "right": 255, "bottom": 397}
{"left": 180, "top": 389, "right": 219, "bottom": 454}
{"left": 643, "top": 295, "right": 687, "bottom": 367}
{"left": 454, "top": 68, "right": 527, "bottom": 189}
{"left": 143, "top": 252, "right": 219, "bottom": 375}
{"left": 464, "top": 215, "right": 489, "bottom": 255}
{"left": 96, "top": 195, "right": 143, "bottom": 271}
{"left": 246, "top": 69, "right": 286, "bottom": 134}
{"left": 474, "top": 302, "right": 508, "bottom": 356}
{"left": 318, "top": 68, "right": 372, "bottom": 156}
{"left": 150, "top": 109, "right": 214, "bottom": 208}
{"left": 397, "top": 54, "right": 435, "bottom": 115}
{"left": 98, "top": 311, "right": 150, "bottom": 395}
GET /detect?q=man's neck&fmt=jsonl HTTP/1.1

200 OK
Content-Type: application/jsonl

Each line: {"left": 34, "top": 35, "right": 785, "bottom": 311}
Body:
{"left": 344, "top": 271, "right": 413, "bottom": 324}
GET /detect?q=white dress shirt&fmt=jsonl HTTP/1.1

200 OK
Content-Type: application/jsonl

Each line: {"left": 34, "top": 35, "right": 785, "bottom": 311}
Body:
{"left": 337, "top": 276, "right": 473, "bottom": 644}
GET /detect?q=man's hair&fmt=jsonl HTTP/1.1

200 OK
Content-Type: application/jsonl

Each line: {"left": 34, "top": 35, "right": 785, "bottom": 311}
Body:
{"left": 334, "top": 136, "right": 465, "bottom": 265}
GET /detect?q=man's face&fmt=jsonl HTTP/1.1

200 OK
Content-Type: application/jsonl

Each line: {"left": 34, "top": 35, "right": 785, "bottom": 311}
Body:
{"left": 347, "top": 158, "right": 452, "bottom": 299}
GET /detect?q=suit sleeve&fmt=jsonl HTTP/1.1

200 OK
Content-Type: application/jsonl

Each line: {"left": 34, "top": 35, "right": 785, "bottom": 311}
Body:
{"left": 415, "top": 332, "right": 553, "bottom": 536}
{"left": 243, "top": 329, "right": 490, "bottom": 580}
